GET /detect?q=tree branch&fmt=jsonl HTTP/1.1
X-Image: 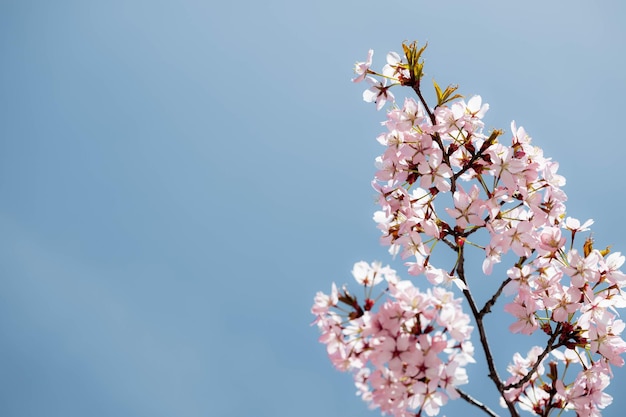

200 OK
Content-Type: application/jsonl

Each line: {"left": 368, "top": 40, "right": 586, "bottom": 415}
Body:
{"left": 412, "top": 83, "right": 436, "bottom": 127}
{"left": 452, "top": 129, "right": 502, "bottom": 183}
{"left": 411, "top": 84, "right": 456, "bottom": 192}
{"left": 479, "top": 277, "right": 512, "bottom": 318}
{"left": 503, "top": 324, "right": 561, "bottom": 391}
{"left": 456, "top": 245, "right": 520, "bottom": 417}
{"left": 456, "top": 388, "right": 499, "bottom": 417}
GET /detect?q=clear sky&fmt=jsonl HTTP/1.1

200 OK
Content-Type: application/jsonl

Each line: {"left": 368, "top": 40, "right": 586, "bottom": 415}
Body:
{"left": 1, "top": 1, "right": 625, "bottom": 416}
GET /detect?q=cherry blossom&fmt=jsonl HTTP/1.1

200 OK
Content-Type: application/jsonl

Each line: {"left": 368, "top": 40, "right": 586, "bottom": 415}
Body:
{"left": 312, "top": 262, "right": 474, "bottom": 417}
{"left": 352, "top": 49, "right": 373, "bottom": 83}
{"left": 314, "top": 42, "right": 626, "bottom": 417}
{"left": 363, "top": 76, "right": 395, "bottom": 111}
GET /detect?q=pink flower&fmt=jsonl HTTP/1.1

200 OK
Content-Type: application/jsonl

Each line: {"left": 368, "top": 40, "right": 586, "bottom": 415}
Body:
{"left": 578, "top": 294, "right": 614, "bottom": 329}
{"left": 587, "top": 312, "right": 626, "bottom": 366}
{"left": 562, "top": 362, "right": 613, "bottom": 416}
{"left": 600, "top": 252, "right": 626, "bottom": 286}
{"left": 502, "top": 220, "right": 536, "bottom": 258}
{"left": 415, "top": 381, "right": 448, "bottom": 416}
{"left": 503, "top": 265, "right": 533, "bottom": 296}
{"left": 352, "top": 49, "right": 373, "bottom": 83}
{"left": 552, "top": 347, "right": 587, "bottom": 367}
{"left": 434, "top": 103, "right": 466, "bottom": 136}
{"left": 564, "top": 216, "right": 594, "bottom": 232}
{"left": 504, "top": 295, "right": 540, "bottom": 335}
{"left": 464, "top": 95, "right": 489, "bottom": 119}
{"left": 424, "top": 266, "right": 466, "bottom": 291}
{"left": 482, "top": 241, "right": 503, "bottom": 275}
{"left": 352, "top": 261, "right": 384, "bottom": 286}
{"left": 445, "top": 184, "right": 485, "bottom": 229}
{"left": 417, "top": 150, "right": 452, "bottom": 192}
{"left": 487, "top": 143, "right": 527, "bottom": 192}
{"left": 382, "top": 51, "right": 409, "bottom": 81}
{"left": 311, "top": 283, "right": 338, "bottom": 315}
{"left": 363, "top": 76, "right": 395, "bottom": 110}
{"left": 564, "top": 249, "right": 601, "bottom": 288}
{"left": 543, "top": 284, "right": 580, "bottom": 322}
{"left": 538, "top": 226, "right": 566, "bottom": 255}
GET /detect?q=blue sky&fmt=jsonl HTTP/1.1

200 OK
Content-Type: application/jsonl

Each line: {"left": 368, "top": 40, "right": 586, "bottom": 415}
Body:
{"left": 1, "top": 1, "right": 625, "bottom": 416}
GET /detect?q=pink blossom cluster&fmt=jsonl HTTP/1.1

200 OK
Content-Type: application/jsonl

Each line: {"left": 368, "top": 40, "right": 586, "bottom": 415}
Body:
{"left": 499, "top": 238, "right": 626, "bottom": 415}
{"left": 353, "top": 46, "right": 626, "bottom": 412}
{"left": 312, "top": 261, "right": 474, "bottom": 417}
{"left": 314, "top": 43, "right": 626, "bottom": 416}
{"left": 502, "top": 347, "right": 614, "bottom": 417}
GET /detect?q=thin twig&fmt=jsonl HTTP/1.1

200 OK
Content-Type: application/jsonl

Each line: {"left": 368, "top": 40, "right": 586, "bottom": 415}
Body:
{"left": 503, "top": 325, "right": 561, "bottom": 391}
{"left": 412, "top": 83, "right": 436, "bottom": 126}
{"left": 452, "top": 129, "right": 503, "bottom": 183}
{"left": 479, "top": 277, "right": 512, "bottom": 318}
{"left": 411, "top": 84, "right": 456, "bottom": 192}
{"left": 456, "top": 388, "right": 499, "bottom": 417}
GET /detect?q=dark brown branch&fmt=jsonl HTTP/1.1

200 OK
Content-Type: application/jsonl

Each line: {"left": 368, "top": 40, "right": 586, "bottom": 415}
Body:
{"left": 456, "top": 245, "right": 520, "bottom": 417}
{"left": 456, "top": 388, "right": 499, "bottom": 417}
{"left": 408, "top": 67, "right": 518, "bottom": 416}
{"left": 479, "top": 255, "right": 529, "bottom": 318}
{"left": 411, "top": 84, "right": 456, "bottom": 192}
{"left": 479, "top": 277, "right": 512, "bottom": 318}
{"left": 503, "top": 325, "right": 561, "bottom": 391}
{"left": 452, "top": 129, "right": 502, "bottom": 183}
{"left": 412, "top": 82, "right": 436, "bottom": 126}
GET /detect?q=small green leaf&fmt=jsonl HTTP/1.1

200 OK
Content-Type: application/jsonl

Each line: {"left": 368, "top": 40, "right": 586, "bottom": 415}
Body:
{"left": 433, "top": 82, "right": 464, "bottom": 107}
{"left": 401, "top": 41, "right": 428, "bottom": 85}
{"left": 433, "top": 79, "right": 443, "bottom": 102}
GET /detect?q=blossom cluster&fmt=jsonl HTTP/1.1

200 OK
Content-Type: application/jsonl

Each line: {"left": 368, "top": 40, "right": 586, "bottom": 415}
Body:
{"left": 312, "top": 261, "right": 474, "bottom": 417}
{"left": 500, "top": 233, "right": 626, "bottom": 416}
{"left": 502, "top": 346, "right": 615, "bottom": 417}
{"left": 313, "top": 42, "right": 626, "bottom": 416}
